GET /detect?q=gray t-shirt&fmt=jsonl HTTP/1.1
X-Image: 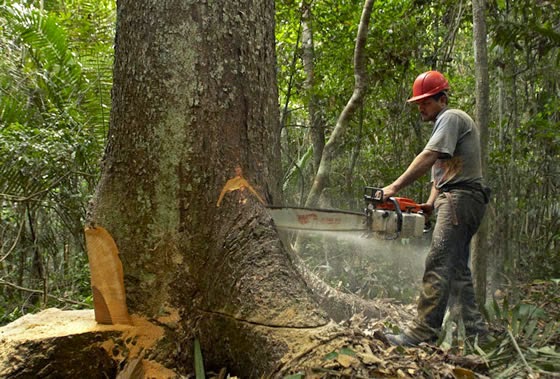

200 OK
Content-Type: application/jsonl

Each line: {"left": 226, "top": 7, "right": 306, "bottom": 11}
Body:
{"left": 425, "top": 108, "right": 483, "bottom": 189}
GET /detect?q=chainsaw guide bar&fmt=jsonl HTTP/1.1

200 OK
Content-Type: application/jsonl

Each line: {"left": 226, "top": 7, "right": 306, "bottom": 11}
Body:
{"left": 268, "top": 187, "right": 427, "bottom": 240}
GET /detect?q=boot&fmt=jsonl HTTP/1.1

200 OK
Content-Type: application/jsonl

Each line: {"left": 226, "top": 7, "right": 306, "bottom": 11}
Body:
{"left": 384, "top": 330, "right": 438, "bottom": 347}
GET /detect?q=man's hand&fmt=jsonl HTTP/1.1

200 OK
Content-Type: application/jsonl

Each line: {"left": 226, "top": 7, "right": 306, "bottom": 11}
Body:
{"left": 419, "top": 203, "right": 435, "bottom": 232}
{"left": 381, "top": 185, "right": 398, "bottom": 201}
{"left": 381, "top": 150, "right": 439, "bottom": 201}
{"left": 420, "top": 202, "right": 435, "bottom": 217}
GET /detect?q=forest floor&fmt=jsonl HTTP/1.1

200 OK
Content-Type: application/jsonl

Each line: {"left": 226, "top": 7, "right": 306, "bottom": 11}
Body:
{"left": 271, "top": 303, "right": 495, "bottom": 379}
{"left": 291, "top": 233, "right": 560, "bottom": 378}
{"left": 280, "top": 280, "right": 559, "bottom": 379}
{"left": 0, "top": 305, "right": 482, "bottom": 379}
{"left": 0, "top": 282, "right": 557, "bottom": 378}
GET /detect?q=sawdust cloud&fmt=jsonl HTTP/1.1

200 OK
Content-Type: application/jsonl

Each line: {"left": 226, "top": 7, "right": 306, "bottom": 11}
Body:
{"left": 285, "top": 229, "right": 430, "bottom": 268}
{"left": 279, "top": 229, "right": 432, "bottom": 300}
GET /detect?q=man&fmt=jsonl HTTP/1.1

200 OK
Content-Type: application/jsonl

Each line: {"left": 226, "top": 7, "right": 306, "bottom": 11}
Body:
{"left": 382, "top": 70, "right": 490, "bottom": 346}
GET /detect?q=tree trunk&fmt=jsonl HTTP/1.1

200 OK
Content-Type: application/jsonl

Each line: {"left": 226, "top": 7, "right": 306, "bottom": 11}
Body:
{"left": 87, "top": 0, "right": 352, "bottom": 376}
{"left": 304, "top": 0, "right": 374, "bottom": 208}
{"left": 471, "top": 0, "right": 490, "bottom": 307}
{"left": 301, "top": 1, "right": 325, "bottom": 175}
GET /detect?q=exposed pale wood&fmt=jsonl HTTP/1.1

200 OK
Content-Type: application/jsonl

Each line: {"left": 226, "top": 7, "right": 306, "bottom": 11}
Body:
{"left": 85, "top": 226, "right": 132, "bottom": 325}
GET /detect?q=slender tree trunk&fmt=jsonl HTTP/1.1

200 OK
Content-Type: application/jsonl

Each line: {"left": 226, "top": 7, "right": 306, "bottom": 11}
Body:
{"left": 345, "top": 104, "right": 364, "bottom": 208}
{"left": 304, "top": 0, "right": 374, "bottom": 207}
{"left": 301, "top": 0, "right": 325, "bottom": 175}
{"left": 27, "top": 207, "right": 45, "bottom": 305}
{"left": 471, "top": 0, "right": 489, "bottom": 307}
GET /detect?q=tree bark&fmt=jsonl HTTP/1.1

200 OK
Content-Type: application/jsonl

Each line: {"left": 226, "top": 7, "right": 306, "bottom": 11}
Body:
{"left": 1, "top": 1, "right": 394, "bottom": 377}
{"left": 471, "top": 0, "right": 490, "bottom": 307}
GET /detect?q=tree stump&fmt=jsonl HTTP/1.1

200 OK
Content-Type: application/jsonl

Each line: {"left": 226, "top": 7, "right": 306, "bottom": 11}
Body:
{"left": 0, "top": 308, "right": 177, "bottom": 378}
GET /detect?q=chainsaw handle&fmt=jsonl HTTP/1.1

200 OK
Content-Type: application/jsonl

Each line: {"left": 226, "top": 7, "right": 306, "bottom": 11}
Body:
{"left": 363, "top": 186, "right": 384, "bottom": 203}
{"left": 387, "top": 197, "right": 403, "bottom": 235}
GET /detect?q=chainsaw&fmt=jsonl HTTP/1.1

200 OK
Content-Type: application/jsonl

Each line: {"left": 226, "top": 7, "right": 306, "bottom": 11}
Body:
{"left": 268, "top": 187, "right": 429, "bottom": 240}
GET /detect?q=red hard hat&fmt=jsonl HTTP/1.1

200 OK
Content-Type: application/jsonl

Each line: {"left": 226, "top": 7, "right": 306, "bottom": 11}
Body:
{"left": 407, "top": 70, "right": 449, "bottom": 103}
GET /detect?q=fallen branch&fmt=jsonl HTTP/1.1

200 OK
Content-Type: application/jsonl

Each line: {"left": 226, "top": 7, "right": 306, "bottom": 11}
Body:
{"left": 0, "top": 280, "right": 90, "bottom": 307}
{"left": 0, "top": 221, "right": 24, "bottom": 264}
{"left": 506, "top": 328, "right": 534, "bottom": 376}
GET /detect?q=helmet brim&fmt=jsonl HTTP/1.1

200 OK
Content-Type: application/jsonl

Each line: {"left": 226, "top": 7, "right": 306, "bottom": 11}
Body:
{"left": 407, "top": 81, "right": 449, "bottom": 103}
{"left": 407, "top": 92, "right": 433, "bottom": 103}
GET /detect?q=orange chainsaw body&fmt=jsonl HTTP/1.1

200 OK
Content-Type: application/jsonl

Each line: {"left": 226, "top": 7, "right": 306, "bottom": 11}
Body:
{"left": 374, "top": 197, "right": 422, "bottom": 213}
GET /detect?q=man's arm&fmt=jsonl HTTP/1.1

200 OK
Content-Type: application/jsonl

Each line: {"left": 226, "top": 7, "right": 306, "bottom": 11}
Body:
{"left": 382, "top": 149, "right": 439, "bottom": 199}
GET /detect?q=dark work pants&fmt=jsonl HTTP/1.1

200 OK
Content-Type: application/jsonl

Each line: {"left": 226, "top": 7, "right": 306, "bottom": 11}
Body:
{"left": 408, "top": 189, "right": 488, "bottom": 340}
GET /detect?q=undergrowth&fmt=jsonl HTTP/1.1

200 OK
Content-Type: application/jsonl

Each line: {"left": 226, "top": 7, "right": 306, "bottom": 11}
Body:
{"left": 474, "top": 281, "right": 560, "bottom": 378}
{"left": 439, "top": 281, "right": 560, "bottom": 378}
{"left": 301, "top": 233, "right": 559, "bottom": 377}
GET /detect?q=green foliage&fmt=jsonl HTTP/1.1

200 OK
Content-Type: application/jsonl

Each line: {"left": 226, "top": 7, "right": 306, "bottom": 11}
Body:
{"left": 473, "top": 293, "right": 560, "bottom": 377}
{"left": 322, "top": 346, "right": 356, "bottom": 361}
{"left": 276, "top": 0, "right": 559, "bottom": 299}
{"left": 0, "top": 305, "right": 25, "bottom": 325}
{"left": 0, "top": 0, "right": 556, "bottom": 340}
{"left": 283, "top": 373, "right": 305, "bottom": 379}
{"left": 194, "top": 339, "right": 206, "bottom": 379}
{"left": 485, "top": 0, "right": 560, "bottom": 281}
{"left": 276, "top": 0, "right": 479, "bottom": 208}
{"left": 0, "top": 0, "right": 114, "bottom": 323}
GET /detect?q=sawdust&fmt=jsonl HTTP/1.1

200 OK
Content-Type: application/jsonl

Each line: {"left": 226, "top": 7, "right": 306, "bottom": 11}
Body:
{"left": 123, "top": 314, "right": 165, "bottom": 356}
{"left": 143, "top": 359, "right": 178, "bottom": 379}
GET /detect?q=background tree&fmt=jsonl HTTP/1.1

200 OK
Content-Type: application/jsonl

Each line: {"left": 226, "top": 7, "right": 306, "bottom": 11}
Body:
{"left": 471, "top": 0, "right": 490, "bottom": 309}
{"left": 301, "top": 0, "right": 325, "bottom": 175}
{"left": 485, "top": 0, "right": 559, "bottom": 291}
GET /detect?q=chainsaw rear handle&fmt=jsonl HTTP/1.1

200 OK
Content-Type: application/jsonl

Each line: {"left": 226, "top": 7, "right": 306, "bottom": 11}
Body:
{"left": 363, "top": 186, "right": 384, "bottom": 204}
